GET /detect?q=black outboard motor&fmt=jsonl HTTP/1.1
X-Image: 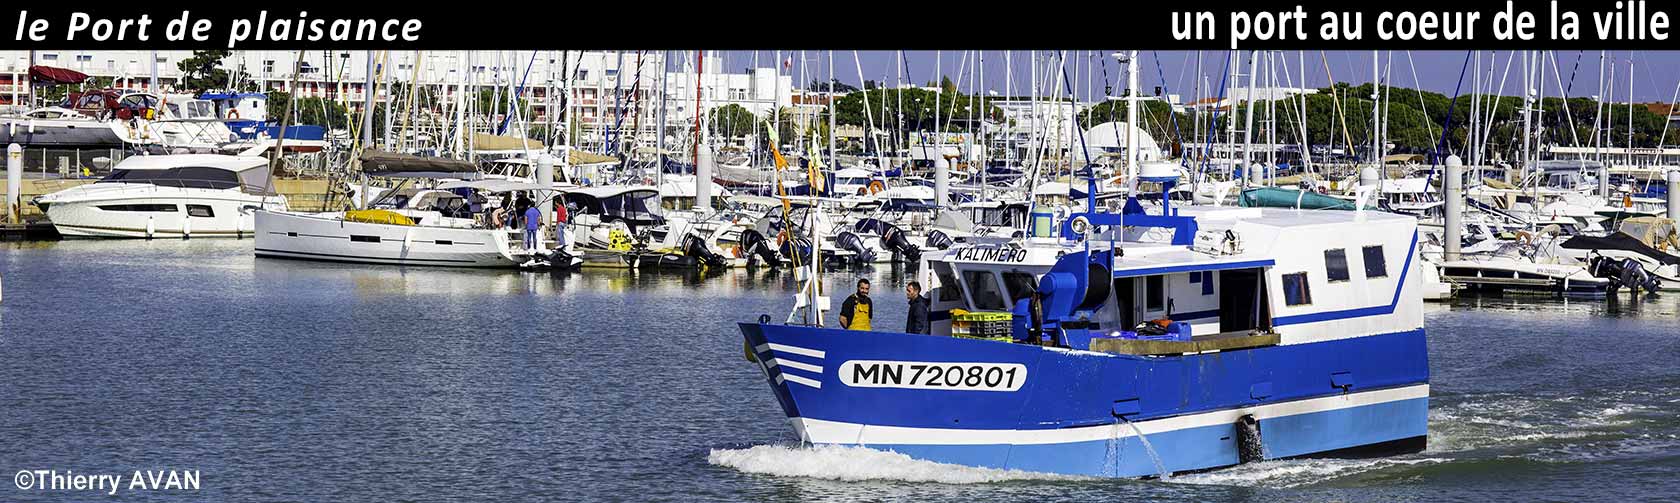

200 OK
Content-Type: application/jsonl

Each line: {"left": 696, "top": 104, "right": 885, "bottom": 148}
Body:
{"left": 855, "top": 218, "right": 920, "bottom": 262}
{"left": 1590, "top": 253, "right": 1662, "bottom": 296}
{"left": 738, "top": 229, "right": 782, "bottom": 267}
{"left": 880, "top": 225, "right": 921, "bottom": 262}
{"left": 545, "top": 247, "right": 581, "bottom": 270}
{"left": 834, "top": 231, "right": 877, "bottom": 265}
{"left": 924, "top": 229, "right": 955, "bottom": 250}
{"left": 681, "top": 233, "right": 729, "bottom": 269}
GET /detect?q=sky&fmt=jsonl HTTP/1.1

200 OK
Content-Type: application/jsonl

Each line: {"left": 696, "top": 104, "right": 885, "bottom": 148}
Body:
{"left": 707, "top": 50, "right": 1680, "bottom": 104}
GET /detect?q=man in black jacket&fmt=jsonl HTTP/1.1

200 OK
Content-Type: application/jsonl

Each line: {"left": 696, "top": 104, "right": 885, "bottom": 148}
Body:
{"left": 905, "top": 281, "right": 931, "bottom": 334}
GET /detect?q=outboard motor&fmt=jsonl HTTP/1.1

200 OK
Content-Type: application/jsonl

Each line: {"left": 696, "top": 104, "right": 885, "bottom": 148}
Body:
{"left": 1589, "top": 253, "right": 1662, "bottom": 296}
{"left": 924, "top": 229, "right": 954, "bottom": 250}
{"left": 545, "top": 247, "right": 581, "bottom": 270}
{"left": 879, "top": 224, "right": 921, "bottom": 262}
{"left": 779, "top": 234, "right": 813, "bottom": 265}
{"left": 681, "top": 233, "right": 729, "bottom": 269}
{"left": 738, "top": 229, "right": 782, "bottom": 267}
{"left": 834, "top": 231, "right": 877, "bottom": 265}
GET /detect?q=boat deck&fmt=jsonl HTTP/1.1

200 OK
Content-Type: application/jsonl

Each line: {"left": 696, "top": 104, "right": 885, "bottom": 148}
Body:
{"left": 1088, "top": 330, "right": 1280, "bottom": 356}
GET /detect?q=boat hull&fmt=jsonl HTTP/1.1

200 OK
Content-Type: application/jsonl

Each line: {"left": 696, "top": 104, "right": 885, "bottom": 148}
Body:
{"left": 738, "top": 323, "right": 1429, "bottom": 478}
{"left": 254, "top": 210, "right": 523, "bottom": 267}
{"left": 41, "top": 186, "right": 283, "bottom": 239}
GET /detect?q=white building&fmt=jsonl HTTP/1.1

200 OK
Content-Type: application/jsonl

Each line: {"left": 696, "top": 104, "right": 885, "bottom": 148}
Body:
{"left": 0, "top": 50, "right": 794, "bottom": 152}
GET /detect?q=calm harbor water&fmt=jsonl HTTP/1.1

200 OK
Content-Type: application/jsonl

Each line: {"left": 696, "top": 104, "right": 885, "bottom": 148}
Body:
{"left": 2, "top": 239, "right": 1677, "bottom": 501}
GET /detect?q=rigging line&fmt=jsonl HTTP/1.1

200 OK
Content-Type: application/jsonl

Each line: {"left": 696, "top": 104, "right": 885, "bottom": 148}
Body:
{"left": 1150, "top": 51, "right": 1186, "bottom": 159}
{"left": 1430, "top": 50, "right": 1472, "bottom": 165}
{"left": 1197, "top": 51, "right": 1233, "bottom": 180}
{"left": 1404, "top": 51, "right": 1444, "bottom": 154}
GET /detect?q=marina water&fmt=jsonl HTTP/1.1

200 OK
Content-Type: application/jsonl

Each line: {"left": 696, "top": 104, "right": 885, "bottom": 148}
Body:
{"left": 2, "top": 239, "right": 1676, "bottom": 501}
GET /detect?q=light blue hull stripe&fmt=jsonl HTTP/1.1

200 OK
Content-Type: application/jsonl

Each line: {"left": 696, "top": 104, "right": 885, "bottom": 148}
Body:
{"left": 824, "top": 397, "right": 1428, "bottom": 477}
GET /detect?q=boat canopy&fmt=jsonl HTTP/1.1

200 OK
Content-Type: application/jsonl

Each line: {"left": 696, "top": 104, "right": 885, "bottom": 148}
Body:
{"left": 360, "top": 149, "right": 481, "bottom": 179}
{"left": 435, "top": 179, "right": 550, "bottom": 193}
{"left": 470, "top": 133, "right": 544, "bottom": 153}
{"left": 28, "top": 65, "right": 88, "bottom": 86}
{"left": 1559, "top": 233, "right": 1680, "bottom": 266}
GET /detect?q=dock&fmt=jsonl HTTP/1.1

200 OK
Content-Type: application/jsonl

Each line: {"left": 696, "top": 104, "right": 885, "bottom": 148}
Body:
{"left": 0, "top": 221, "right": 59, "bottom": 241}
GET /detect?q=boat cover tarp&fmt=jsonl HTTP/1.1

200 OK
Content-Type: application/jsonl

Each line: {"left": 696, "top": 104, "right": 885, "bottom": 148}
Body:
{"left": 344, "top": 209, "right": 415, "bottom": 226}
{"left": 470, "top": 133, "right": 543, "bottom": 152}
{"left": 28, "top": 65, "right": 88, "bottom": 86}
{"left": 569, "top": 149, "right": 619, "bottom": 166}
{"left": 1238, "top": 187, "right": 1372, "bottom": 210}
{"left": 1559, "top": 233, "right": 1680, "bottom": 266}
{"left": 359, "top": 149, "right": 480, "bottom": 179}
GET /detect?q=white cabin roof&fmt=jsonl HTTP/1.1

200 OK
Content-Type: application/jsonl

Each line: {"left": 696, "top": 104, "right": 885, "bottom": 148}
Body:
{"left": 113, "top": 154, "right": 268, "bottom": 172}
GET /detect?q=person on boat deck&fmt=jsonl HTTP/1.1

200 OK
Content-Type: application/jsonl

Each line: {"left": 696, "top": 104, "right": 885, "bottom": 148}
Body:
{"left": 552, "top": 196, "right": 570, "bottom": 250}
{"left": 522, "top": 205, "right": 541, "bottom": 250}
{"left": 905, "top": 281, "right": 930, "bottom": 335}
{"left": 514, "top": 193, "right": 534, "bottom": 229}
{"left": 838, "top": 278, "right": 872, "bottom": 331}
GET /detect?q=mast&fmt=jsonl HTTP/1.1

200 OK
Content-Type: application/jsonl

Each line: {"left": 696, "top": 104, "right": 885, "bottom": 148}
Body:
{"left": 1125, "top": 50, "right": 1139, "bottom": 182}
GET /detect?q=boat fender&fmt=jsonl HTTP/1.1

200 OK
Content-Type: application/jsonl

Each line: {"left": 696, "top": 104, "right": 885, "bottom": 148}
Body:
{"left": 1236, "top": 414, "right": 1265, "bottom": 464}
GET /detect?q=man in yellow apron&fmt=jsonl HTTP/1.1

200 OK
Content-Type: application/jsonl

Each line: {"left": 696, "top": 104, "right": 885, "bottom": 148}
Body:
{"left": 838, "top": 278, "right": 872, "bottom": 330}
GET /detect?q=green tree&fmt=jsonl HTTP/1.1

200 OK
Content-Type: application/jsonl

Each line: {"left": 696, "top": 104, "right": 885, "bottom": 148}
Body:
{"left": 708, "top": 103, "right": 758, "bottom": 139}
{"left": 176, "top": 50, "right": 232, "bottom": 92}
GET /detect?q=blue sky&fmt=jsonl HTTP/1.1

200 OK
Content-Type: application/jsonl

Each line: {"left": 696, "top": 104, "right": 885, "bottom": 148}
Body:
{"left": 708, "top": 51, "right": 1680, "bottom": 104}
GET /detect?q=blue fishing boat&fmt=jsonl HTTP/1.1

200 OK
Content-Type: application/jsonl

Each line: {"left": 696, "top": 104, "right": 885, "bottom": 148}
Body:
{"left": 738, "top": 170, "right": 1429, "bottom": 478}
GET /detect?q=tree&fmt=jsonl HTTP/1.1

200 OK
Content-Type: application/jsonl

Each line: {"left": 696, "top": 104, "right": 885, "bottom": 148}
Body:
{"left": 709, "top": 103, "right": 759, "bottom": 140}
{"left": 808, "top": 78, "right": 858, "bottom": 94}
{"left": 176, "top": 50, "right": 232, "bottom": 92}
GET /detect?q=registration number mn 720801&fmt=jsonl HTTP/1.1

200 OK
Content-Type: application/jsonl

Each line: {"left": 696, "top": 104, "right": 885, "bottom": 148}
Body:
{"left": 837, "top": 360, "right": 1027, "bottom": 392}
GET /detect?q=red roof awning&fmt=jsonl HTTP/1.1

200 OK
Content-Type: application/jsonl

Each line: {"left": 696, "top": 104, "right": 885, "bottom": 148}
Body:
{"left": 28, "top": 65, "right": 89, "bottom": 86}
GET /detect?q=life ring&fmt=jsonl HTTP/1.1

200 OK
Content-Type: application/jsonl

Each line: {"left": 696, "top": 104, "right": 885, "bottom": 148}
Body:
{"left": 867, "top": 180, "right": 885, "bottom": 195}
{"left": 227, "top": 109, "right": 240, "bottom": 120}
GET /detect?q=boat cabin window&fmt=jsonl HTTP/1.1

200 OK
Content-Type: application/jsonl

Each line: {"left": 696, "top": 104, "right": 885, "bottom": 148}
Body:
{"left": 961, "top": 270, "right": 1009, "bottom": 311}
{"left": 1363, "top": 245, "right": 1388, "bottom": 278}
{"left": 931, "top": 263, "right": 963, "bottom": 302}
{"left": 186, "top": 205, "right": 214, "bottom": 217}
{"left": 1282, "top": 272, "right": 1312, "bottom": 306}
{"left": 1324, "top": 249, "right": 1350, "bottom": 282}
{"left": 1001, "top": 271, "right": 1037, "bottom": 304}
{"left": 1144, "top": 275, "right": 1165, "bottom": 311}
{"left": 100, "top": 167, "right": 242, "bottom": 190}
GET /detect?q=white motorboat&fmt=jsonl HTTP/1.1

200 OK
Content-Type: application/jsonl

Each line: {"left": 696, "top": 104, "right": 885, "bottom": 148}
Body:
{"left": 34, "top": 154, "right": 288, "bottom": 238}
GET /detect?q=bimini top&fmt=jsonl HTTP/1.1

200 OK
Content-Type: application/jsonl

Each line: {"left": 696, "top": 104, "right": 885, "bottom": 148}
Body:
{"left": 114, "top": 154, "right": 269, "bottom": 172}
{"left": 360, "top": 149, "right": 481, "bottom": 179}
{"left": 559, "top": 185, "right": 659, "bottom": 198}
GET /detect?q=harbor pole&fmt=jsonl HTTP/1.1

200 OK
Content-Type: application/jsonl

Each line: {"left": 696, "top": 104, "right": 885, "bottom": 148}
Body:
{"left": 1444, "top": 155, "right": 1464, "bottom": 262}
{"left": 537, "top": 154, "right": 554, "bottom": 250}
{"left": 1667, "top": 169, "right": 1679, "bottom": 217}
{"left": 1597, "top": 162, "right": 1610, "bottom": 200}
{"left": 7, "top": 144, "right": 20, "bottom": 224}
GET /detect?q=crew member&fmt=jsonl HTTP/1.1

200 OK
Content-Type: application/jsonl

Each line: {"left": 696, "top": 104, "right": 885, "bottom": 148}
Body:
{"left": 905, "top": 281, "right": 930, "bottom": 335}
{"left": 838, "top": 278, "right": 872, "bottom": 331}
{"left": 523, "top": 204, "right": 542, "bottom": 250}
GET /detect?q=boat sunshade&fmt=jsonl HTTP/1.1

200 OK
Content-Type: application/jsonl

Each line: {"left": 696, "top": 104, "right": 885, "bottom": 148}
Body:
{"left": 1559, "top": 233, "right": 1680, "bottom": 266}
{"left": 359, "top": 149, "right": 481, "bottom": 179}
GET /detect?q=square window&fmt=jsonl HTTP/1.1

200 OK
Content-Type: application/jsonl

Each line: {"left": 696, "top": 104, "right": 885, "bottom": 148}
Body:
{"left": 1363, "top": 245, "right": 1388, "bottom": 278}
{"left": 1324, "top": 249, "right": 1350, "bottom": 282}
{"left": 1282, "top": 272, "right": 1312, "bottom": 306}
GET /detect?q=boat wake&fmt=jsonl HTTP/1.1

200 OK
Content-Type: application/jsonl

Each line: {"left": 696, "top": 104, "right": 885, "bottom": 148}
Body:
{"left": 1168, "top": 457, "right": 1447, "bottom": 489}
{"left": 707, "top": 444, "right": 1082, "bottom": 484}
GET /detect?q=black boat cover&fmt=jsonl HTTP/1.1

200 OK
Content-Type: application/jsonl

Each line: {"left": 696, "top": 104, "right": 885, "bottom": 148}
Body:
{"left": 1559, "top": 233, "right": 1680, "bottom": 266}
